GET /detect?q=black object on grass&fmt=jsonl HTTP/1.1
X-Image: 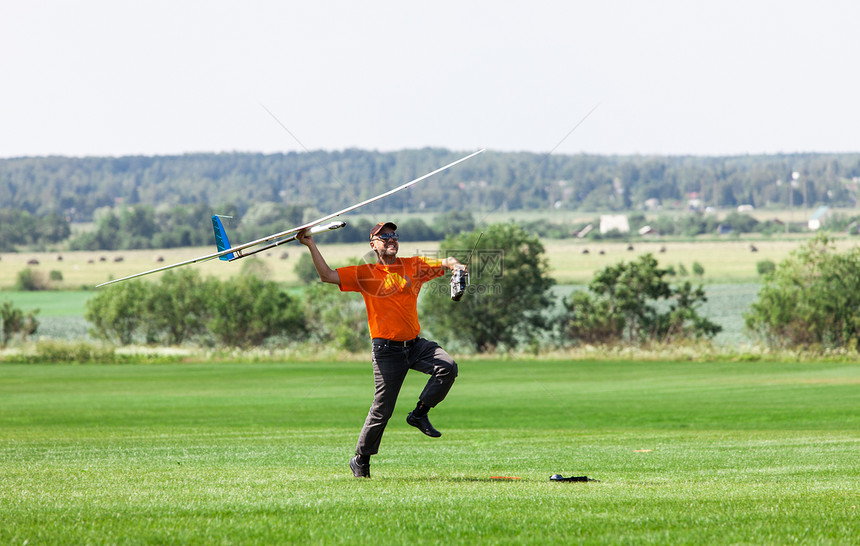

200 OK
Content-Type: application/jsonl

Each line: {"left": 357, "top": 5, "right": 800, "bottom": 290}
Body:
{"left": 550, "top": 474, "right": 599, "bottom": 482}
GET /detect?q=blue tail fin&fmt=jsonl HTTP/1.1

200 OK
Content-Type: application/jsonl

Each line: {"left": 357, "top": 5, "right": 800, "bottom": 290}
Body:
{"left": 212, "top": 215, "right": 235, "bottom": 261}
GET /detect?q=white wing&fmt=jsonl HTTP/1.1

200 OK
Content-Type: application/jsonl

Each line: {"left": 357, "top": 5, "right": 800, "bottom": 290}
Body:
{"left": 96, "top": 149, "right": 485, "bottom": 287}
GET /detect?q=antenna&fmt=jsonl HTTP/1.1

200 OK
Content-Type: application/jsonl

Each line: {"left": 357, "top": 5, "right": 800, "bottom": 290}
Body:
{"left": 464, "top": 232, "right": 484, "bottom": 268}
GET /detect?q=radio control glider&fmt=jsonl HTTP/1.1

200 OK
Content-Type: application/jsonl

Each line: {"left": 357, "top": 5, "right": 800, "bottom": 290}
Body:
{"left": 96, "top": 148, "right": 485, "bottom": 287}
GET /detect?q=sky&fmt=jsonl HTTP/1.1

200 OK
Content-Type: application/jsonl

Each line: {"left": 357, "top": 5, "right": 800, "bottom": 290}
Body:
{"left": 2, "top": 0, "right": 859, "bottom": 159}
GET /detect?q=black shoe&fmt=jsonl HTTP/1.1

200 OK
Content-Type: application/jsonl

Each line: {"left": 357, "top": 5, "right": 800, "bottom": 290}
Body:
{"left": 349, "top": 455, "right": 370, "bottom": 478}
{"left": 406, "top": 411, "right": 442, "bottom": 437}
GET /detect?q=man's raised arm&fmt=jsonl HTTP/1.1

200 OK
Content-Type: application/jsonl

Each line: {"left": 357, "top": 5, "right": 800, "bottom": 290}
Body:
{"left": 298, "top": 229, "right": 341, "bottom": 285}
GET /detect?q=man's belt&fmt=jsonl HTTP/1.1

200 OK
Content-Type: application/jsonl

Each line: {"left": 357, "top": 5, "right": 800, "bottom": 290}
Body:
{"left": 372, "top": 337, "right": 418, "bottom": 348}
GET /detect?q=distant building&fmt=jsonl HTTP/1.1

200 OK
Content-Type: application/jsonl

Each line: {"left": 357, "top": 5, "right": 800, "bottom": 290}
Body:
{"left": 808, "top": 206, "right": 830, "bottom": 231}
{"left": 643, "top": 198, "right": 661, "bottom": 211}
{"left": 600, "top": 215, "right": 630, "bottom": 234}
{"left": 737, "top": 204, "right": 755, "bottom": 212}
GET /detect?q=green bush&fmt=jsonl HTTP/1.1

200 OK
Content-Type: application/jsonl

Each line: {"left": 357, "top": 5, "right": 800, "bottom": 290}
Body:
{"left": 15, "top": 268, "right": 49, "bottom": 291}
{"left": 560, "top": 290, "right": 623, "bottom": 344}
{"left": 756, "top": 259, "right": 776, "bottom": 275}
{"left": 86, "top": 270, "right": 306, "bottom": 348}
{"left": 745, "top": 235, "right": 860, "bottom": 349}
{"left": 239, "top": 257, "right": 272, "bottom": 281}
{"left": 302, "top": 282, "right": 367, "bottom": 352}
{"left": 85, "top": 280, "right": 148, "bottom": 345}
{"left": 560, "top": 254, "right": 721, "bottom": 345}
{"left": 421, "top": 223, "right": 555, "bottom": 352}
{"left": 691, "top": 261, "right": 705, "bottom": 276}
{"left": 207, "top": 275, "right": 306, "bottom": 347}
{"left": 1, "top": 300, "right": 39, "bottom": 347}
{"left": 294, "top": 253, "right": 320, "bottom": 284}
{"left": 140, "top": 269, "right": 215, "bottom": 345}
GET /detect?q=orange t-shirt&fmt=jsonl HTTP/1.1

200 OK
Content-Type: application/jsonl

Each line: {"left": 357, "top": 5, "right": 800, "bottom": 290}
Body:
{"left": 337, "top": 256, "right": 445, "bottom": 341}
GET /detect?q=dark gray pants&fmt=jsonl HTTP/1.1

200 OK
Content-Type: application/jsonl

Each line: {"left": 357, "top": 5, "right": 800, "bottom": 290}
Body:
{"left": 355, "top": 337, "right": 458, "bottom": 456}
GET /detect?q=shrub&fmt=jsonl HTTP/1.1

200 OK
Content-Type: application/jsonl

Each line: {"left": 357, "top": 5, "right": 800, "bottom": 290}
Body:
{"left": 239, "top": 257, "right": 272, "bottom": 281}
{"left": 560, "top": 254, "right": 721, "bottom": 345}
{"left": 85, "top": 280, "right": 148, "bottom": 345}
{"left": 756, "top": 259, "right": 776, "bottom": 275}
{"left": 15, "top": 268, "right": 49, "bottom": 291}
{"left": 745, "top": 234, "right": 860, "bottom": 349}
{"left": 691, "top": 261, "right": 705, "bottom": 276}
{"left": 0, "top": 300, "right": 40, "bottom": 346}
{"left": 561, "top": 290, "right": 623, "bottom": 344}
{"left": 141, "top": 269, "right": 215, "bottom": 345}
{"left": 421, "top": 223, "right": 555, "bottom": 352}
{"left": 208, "top": 275, "right": 306, "bottom": 347}
{"left": 294, "top": 253, "right": 320, "bottom": 284}
{"left": 302, "top": 282, "right": 367, "bottom": 351}
{"left": 86, "top": 268, "right": 308, "bottom": 348}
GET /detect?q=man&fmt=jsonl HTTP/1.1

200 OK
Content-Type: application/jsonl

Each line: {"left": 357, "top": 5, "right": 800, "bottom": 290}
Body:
{"left": 298, "top": 221, "right": 464, "bottom": 478}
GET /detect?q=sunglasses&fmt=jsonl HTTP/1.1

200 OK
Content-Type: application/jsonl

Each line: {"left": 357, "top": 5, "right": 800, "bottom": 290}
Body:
{"left": 373, "top": 232, "right": 399, "bottom": 242}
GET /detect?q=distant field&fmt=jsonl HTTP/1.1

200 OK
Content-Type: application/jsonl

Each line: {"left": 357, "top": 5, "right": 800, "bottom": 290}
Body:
{"left": 1, "top": 359, "right": 857, "bottom": 544}
{"left": 2, "top": 235, "right": 852, "bottom": 289}
{"left": 0, "top": 243, "right": 367, "bottom": 289}
{"left": 0, "top": 291, "right": 93, "bottom": 340}
{"left": 0, "top": 290, "right": 91, "bottom": 317}
{"left": 544, "top": 237, "right": 821, "bottom": 284}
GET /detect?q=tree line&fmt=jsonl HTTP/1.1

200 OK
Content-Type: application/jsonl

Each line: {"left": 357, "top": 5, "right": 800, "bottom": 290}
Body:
{"left": 0, "top": 209, "right": 70, "bottom": 252}
{"left": 5, "top": 149, "right": 860, "bottom": 250}
{"left": 5, "top": 200, "right": 860, "bottom": 253}
{"left": 66, "top": 205, "right": 478, "bottom": 251}
{"left": 4, "top": 149, "right": 860, "bottom": 222}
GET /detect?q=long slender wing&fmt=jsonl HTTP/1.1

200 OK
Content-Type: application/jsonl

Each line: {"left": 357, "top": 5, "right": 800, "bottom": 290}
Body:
{"left": 95, "top": 247, "right": 232, "bottom": 287}
{"left": 236, "top": 147, "right": 485, "bottom": 247}
{"left": 95, "top": 221, "right": 346, "bottom": 287}
{"left": 96, "top": 149, "right": 485, "bottom": 287}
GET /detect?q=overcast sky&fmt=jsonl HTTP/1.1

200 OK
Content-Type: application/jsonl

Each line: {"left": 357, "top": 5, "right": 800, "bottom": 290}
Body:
{"left": 2, "top": 1, "right": 859, "bottom": 158}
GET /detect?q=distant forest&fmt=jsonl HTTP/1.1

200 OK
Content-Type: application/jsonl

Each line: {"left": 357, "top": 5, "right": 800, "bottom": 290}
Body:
{"left": 2, "top": 148, "right": 860, "bottom": 250}
{"left": 5, "top": 148, "right": 860, "bottom": 218}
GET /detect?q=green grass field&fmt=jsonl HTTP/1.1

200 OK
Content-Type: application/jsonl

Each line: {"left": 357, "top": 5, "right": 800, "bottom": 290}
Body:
{"left": 1, "top": 359, "right": 857, "bottom": 544}
{"left": 0, "top": 290, "right": 92, "bottom": 317}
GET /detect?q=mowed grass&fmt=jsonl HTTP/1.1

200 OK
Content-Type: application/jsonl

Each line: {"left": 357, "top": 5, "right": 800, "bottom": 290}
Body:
{"left": 1, "top": 360, "right": 857, "bottom": 544}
